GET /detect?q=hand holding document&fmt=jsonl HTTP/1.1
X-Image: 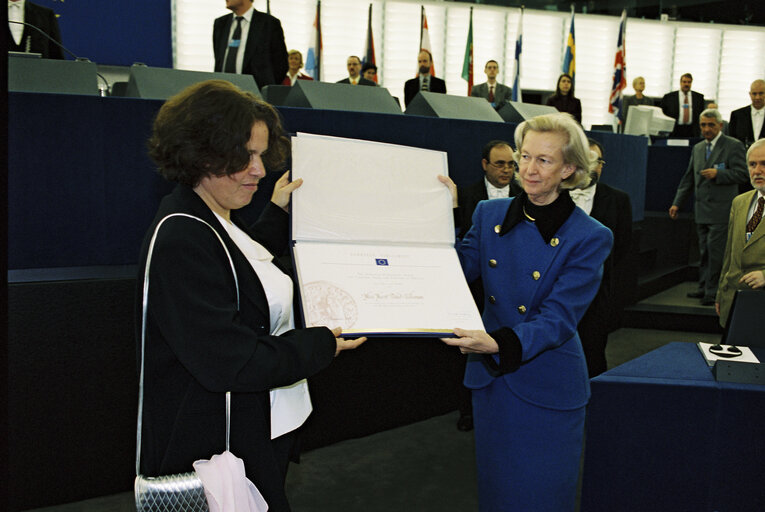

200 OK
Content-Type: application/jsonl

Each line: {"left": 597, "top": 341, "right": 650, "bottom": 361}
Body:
{"left": 290, "top": 133, "right": 484, "bottom": 337}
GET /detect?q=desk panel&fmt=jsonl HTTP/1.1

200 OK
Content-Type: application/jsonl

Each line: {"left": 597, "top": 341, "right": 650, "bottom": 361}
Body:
{"left": 582, "top": 342, "right": 765, "bottom": 511}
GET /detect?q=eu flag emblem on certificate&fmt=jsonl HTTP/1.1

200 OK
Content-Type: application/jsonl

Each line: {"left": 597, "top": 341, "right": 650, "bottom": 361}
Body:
{"left": 375, "top": 258, "right": 389, "bottom": 266}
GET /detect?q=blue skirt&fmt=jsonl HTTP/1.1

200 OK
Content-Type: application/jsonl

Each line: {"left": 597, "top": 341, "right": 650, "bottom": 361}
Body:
{"left": 472, "top": 379, "right": 585, "bottom": 512}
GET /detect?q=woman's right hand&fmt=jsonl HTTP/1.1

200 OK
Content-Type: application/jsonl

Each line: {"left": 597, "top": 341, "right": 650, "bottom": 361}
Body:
{"left": 331, "top": 327, "right": 367, "bottom": 356}
{"left": 437, "top": 175, "right": 458, "bottom": 209}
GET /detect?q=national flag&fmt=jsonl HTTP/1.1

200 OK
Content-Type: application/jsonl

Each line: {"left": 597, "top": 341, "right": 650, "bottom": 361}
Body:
{"left": 305, "top": 1, "right": 322, "bottom": 80}
{"left": 562, "top": 9, "right": 575, "bottom": 82}
{"left": 461, "top": 8, "right": 474, "bottom": 95}
{"left": 362, "top": 4, "right": 377, "bottom": 82}
{"left": 608, "top": 10, "right": 628, "bottom": 119}
{"left": 511, "top": 9, "right": 523, "bottom": 102}
{"left": 419, "top": 6, "right": 435, "bottom": 76}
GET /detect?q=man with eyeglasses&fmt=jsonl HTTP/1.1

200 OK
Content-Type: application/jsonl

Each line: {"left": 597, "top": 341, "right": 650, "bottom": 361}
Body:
{"left": 457, "top": 140, "right": 522, "bottom": 238}
{"left": 453, "top": 140, "right": 522, "bottom": 433}
{"left": 570, "top": 138, "right": 633, "bottom": 377}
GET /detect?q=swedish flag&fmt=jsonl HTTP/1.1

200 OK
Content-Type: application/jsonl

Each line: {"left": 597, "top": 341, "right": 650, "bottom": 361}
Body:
{"left": 562, "top": 12, "right": 575, "bottom": 82}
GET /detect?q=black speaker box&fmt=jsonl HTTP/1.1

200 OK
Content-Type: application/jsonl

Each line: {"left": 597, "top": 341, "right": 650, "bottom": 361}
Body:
{"left": 405, "top": 92, "right": 503, "bottom": 122}
{"left": 124, "top": 64, "right": 261, "bottom": 100}
{"left": 8, "top": 56, "right": 99, "bottom": 95}
{"left": 497, "top": 100, "right": 559, "bottom": 123}
{"left": 261, "top": 84, "right": 292, "bottom": 106}
{"left": 283, "top": 80, "right": 402, "bottom": 114}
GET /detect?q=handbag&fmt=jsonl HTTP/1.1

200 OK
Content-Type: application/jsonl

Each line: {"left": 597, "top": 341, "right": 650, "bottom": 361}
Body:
{"left": 135, "top": 213, "right": 241, "bottom": 512}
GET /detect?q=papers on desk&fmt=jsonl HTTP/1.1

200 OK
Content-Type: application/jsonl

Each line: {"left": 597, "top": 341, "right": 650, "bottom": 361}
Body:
{"left": 697, "top": 342, "right": 760, "bottom": 366}
{"left": 290, "top": 133, "right": 484, "bottom": 337}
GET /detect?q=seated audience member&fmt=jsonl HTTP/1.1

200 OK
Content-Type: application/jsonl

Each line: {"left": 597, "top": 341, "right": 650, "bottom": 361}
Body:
{"left": 729, "top": 79, "right": 765, "bottom": 147}
{"left": 8, "top": 0, "right": 64, "bottom": 59}
{"left": 669, "top": 109, "right": 749, "bottom": 306}
{"left": 546, "top": 74, "right": 582, "bottom": 124}
{"left": 621, "top": 76, "right": 653, "bottom": 127}
{"left": 337, "top": 56, "right": 376, "bottom": 86}
{"left": 404, "top": 50, "right": 446, "bottom": 107}
{"left": 281, "top": 49, "right": 313, "bottom": 86}
{"left": 660, "top": 73, "right": 704, "bottom": 138}
{"left": 716, "top": 138, "right": 765, "bottom": 327}
{"left": 362, "top": 63, "right": 378, "bottom": 84}
{"left": 470, "top": 60, "right": 512, "bottom": 109}
{"left": 570, "top": 139, "right": 633, "bottom": 377}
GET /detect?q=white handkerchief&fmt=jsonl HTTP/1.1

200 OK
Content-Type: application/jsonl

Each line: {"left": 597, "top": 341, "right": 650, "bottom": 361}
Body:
{"left": 193, "top": 451, "right": 269, "bottom": 511}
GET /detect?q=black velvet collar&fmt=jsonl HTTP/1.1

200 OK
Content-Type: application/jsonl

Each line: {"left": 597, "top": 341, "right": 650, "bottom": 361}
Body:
{"left": 499, "top": 191, "right": 576, "bottom": 243}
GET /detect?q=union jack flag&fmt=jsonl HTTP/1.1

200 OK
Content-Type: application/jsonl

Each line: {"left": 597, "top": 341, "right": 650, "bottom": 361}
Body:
{"left": 608, "top": 10, "right": 627, "bottom": 118}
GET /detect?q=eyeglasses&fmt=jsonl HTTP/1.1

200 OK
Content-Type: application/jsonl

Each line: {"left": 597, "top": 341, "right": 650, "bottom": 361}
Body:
{"left": 489, "top": 160, "right": 514, "bottom": 169}
{"left": 596, "top": 158, "right": 605, "bottom": 166}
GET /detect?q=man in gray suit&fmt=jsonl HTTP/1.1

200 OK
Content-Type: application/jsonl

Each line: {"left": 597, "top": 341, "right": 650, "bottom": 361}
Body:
{"left": 669, "top": 109, "right": 749, "bottom": 305}
{"left": 470, "top": 60, "right": 511, "bottom": 109}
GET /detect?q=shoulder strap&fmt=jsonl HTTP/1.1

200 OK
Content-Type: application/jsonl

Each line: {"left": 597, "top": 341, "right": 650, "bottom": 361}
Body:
{"left": 136, "top": 213, "right": 238, "bottom": 476}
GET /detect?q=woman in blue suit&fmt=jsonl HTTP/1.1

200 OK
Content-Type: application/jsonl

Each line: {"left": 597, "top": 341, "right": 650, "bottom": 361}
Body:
{"left": 440, "top": 113, "right": 613, "bottom": 511}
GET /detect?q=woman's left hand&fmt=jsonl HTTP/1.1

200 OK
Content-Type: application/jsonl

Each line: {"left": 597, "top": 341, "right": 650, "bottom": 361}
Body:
{"left": 271, "top": 170, "right": 303, "bottom": 212}
{"left": 441, "top": 328, "right": 499, "bottom": 354}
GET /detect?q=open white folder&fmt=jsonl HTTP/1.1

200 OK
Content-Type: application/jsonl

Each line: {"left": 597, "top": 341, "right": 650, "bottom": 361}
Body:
{"left": 290, "top": 133, "right": 484, "bottom": 337}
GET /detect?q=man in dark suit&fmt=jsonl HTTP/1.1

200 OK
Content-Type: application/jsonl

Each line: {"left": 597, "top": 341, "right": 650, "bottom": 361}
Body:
{"left": 470, "top": 60, "right": 512, "bottom": 109}
{"left": 729, "top": 79, "right": 765, "bottom": 148}
{"left": 454, "top": 140, "right": 522, "bottom": 432}
{"left": 336, "top": 55, "right": 376, "bottom": 86}
{"left": 570, "top": 139, "right": 633, "bottom": 376}
{"left": 403, "top": 50, "right": 446, "bottom": 107}
{"left": 661, "top": 73, "right": 705, "bottom": 138}
{"left": 8, "top": 0, "right": 64, "bottom": 59}
{"left": 670, "top": 109, "right": 749, "bottom": 305}
{"left": 213, "top": 0, "right": 288, "bottom": 87}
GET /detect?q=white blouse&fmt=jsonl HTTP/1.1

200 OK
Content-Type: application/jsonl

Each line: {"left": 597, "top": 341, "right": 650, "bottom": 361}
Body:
{"left": 214, "top": 212, "right": 312, "bottom": 439}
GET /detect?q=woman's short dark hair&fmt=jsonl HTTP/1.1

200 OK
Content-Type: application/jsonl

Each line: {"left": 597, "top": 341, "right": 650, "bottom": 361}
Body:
{"left": 148, "top": 80, "right": 289, "bottom": 187}
{"left": 554, "top": 73, "right": 574, "bottom": 97}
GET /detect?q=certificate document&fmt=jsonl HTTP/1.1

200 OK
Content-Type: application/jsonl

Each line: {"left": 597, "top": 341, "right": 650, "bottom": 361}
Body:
{"left": 291, "top": 133, "right": 484, "bottom": 337}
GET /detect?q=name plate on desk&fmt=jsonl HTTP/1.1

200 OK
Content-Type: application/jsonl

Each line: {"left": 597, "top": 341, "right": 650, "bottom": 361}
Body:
{"left": 290, "top": 133, "right": 484, "bottom": 337}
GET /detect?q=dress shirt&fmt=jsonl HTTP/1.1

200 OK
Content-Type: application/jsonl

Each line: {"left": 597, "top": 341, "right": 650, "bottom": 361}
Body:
{"left": 224, "top": 7, "right": 253, "bottom": 74}
{"left": 485, "top": 178, "right": 510, "bottom": 199}
{"left": 678, "top": 91, "right": 693, "bottom": 126}
{"left": 285, "top": 72, "right": 299, "bottom": 86}
{"left": 419, "top": 74, "right": 430, "bottom": 90}
{"left": 705, "top": 130, "right": 723, "bottom": 157}
{"left": 8, "top": 0, "right": 25, "bottom": 45}
{"left": 747, "top": 191, "right": 765, "bottom": 231}
{"left": 348, "top": 76, "right": 359, "bottom": 85}
{"left": 569, "top": 184, "right": 597, "bottom": 215}
{"left": 213, "top": 212, "right": 312, "bottom": 440}
{"left": 752, "top": 106, "right": 764, "bottom": 142}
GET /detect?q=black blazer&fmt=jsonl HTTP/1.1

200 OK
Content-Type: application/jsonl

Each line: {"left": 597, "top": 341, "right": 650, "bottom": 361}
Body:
{"left": 546, "top": 95, "right": 582, "bottom": 124}
{"left": 457, "top": 178, "right": 523, "bottom": 238}
{"left": 213, "top": 9, "right": 288, "bottom": 87}
{"left": 136, "top": 185, "right": 335, "bottom": 512}
{"left": 729, "top": 105, "right": 764, "bottom": 146}
{"left": 584, "top": 183, "right": 633, "bottom": 329}
{"left": 336, "top": 77, "right": 377, "bottom": 86}
{"left": 404, "top": 75, "right": 446, "bottom": 107}
{"left": 660, "top": 90, "right": 705, "bottom": 137}
{"left": 8, "top": 1, "right": 64, "bottom": 59}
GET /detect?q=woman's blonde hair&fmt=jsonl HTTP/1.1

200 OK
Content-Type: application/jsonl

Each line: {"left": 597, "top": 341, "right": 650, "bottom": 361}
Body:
{"left": 513, "top": 112, "right": 596, "bottom": 190}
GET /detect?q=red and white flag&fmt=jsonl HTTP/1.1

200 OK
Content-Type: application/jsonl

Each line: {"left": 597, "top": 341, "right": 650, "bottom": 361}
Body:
{"left": 418, "top": 6, "right": 435, "bottom": 76}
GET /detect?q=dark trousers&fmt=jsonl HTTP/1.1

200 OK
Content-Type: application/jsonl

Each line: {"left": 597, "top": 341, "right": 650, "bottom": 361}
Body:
{"left": 696, "top": 222, "right": 728, "bottom": 300}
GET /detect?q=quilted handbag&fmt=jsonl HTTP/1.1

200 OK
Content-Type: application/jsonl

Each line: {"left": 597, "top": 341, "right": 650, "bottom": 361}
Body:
{"left": 135, "top": 214, "right": 240, "bottom": 512}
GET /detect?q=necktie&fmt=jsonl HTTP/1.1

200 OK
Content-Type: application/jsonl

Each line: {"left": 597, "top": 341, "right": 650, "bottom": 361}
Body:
{"left": 223, "top": 16, "right": 243, "bottom": 73}
{"left": 421, "top": 76, "right": 429, "bottom": 91}
{"left": 488, "top": 85, "right": 495, "bottom": 103}
{"left": 705, "top": 142, "right": 712, "bottom": 160}
{"left": 746, "top": 197, "right": 765, "bottom": 233}
{"left": 682, "top": 92, "right": 690, "bottom": 124}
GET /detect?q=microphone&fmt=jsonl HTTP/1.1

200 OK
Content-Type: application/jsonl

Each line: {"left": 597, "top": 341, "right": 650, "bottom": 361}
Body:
{"left": 9, "top": 20, "right": 110, "bottom": 95}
